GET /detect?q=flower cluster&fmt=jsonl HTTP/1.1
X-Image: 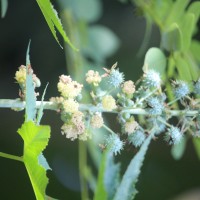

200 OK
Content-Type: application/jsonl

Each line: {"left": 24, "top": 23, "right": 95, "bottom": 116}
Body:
{"left": 14, "top": 63, "right": 200, "bottom": 155}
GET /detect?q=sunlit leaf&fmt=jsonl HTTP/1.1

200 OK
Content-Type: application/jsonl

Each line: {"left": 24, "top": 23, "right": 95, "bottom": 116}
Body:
{"left": 18, "top": 121, "right": 51, "bottom": 200}
{"left": 187, "top": 1, "right": 200, "bottom": 25}
{"left": 164, "top": 0, "right": 189, "bottom": 26}
{"left": 36, "top": 0, "right": 78, "bottom": 50}
{"left": 1, "top": 0, "right": 8, "bottom": 18}
{"left": 180, "top": 13, "right": 195, "bottom": 51}
{"left": 143, "top": 47, "right": 166, "bottom": 77}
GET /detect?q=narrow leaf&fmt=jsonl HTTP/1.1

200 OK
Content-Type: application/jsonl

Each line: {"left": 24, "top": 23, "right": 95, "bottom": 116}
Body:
{"left": 94, "top": 150, "right": 107, "bottom": 200}
{"left": 94, "top": 149, "right": 121, "bottom": 200}
{"left": 164, "top": 0, "right": 189, "bottom": 26}
{"left": 174, "top": 54, "right": 192, "bottom": 81}
{"left": 36, "top": 83, "right": 49, "bottom": 125}
{"left": 114, "top": 133, "right": 152, "bottom": 200}
{"left": 161, "top": 23, "right": 182, "bottom": 51}
{"left": 18, "top": 121, "right": 51, "bottom": 200}
{"left": 25, "top": 42, "right": 36, "bottom": 121}
{"left": 180, "top": 13, "right": 195, "bottom": 51}
{"left": 1, "top": 0, "right": 8, "bottom": 18}
{"left": 36, "top": 0, "right": 78, "bottom": 50}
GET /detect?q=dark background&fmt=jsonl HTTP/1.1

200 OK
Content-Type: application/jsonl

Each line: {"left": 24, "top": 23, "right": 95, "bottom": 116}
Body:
{"left": 0, "top": 0, "right": 200, "bottom": 199}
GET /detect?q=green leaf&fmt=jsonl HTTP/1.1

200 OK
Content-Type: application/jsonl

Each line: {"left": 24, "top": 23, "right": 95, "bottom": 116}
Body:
{"left": 180, "top": 13, "right": 195, "bottom": 51}
{"left": 143, "top": 47, "right": 166, "bottom": 77}
{"left": 94, "top": 149, "right": 120, "bottom": 200}
{"left": 171, "top": 137, "right": 186, "bottom": 160}
{"left": 94, "top": 150, "right": 107, "bottom": 200}
{"left": 36, "top": 0, "right": 78, "bottom": 50}
{"left": 174, "top": 54, "right": 192, "bottom": 81}
{"left": 193, "top": 138, "right": 200, "bottom": 160}
{"left": 190, "top": 40, "right": 200, "bottom": 63}
{"left": 161, "top": 23, "right": 182, "bottom": 51}
{"left": 187, "top": 1, "right": 200, "bottom": 25}
{"left": 164, "top": 0, "right": 190, "bottom": 26}
{"left": 58, "top": 0, "right": 102, "bottom": 23}
{"left": 25, "top": 42, "right": 36, "bottom": 122}
{"left": 1, "top": 0, "right": 8, "bottom": 18}
{"left": 18, "top": 121, "right": 51, "bottom": 200}
{"left": 83, "top": 25, "right": 120, "bottom": 62}
{"left": 114, "top": 133, "right": 152, "bottom": 200}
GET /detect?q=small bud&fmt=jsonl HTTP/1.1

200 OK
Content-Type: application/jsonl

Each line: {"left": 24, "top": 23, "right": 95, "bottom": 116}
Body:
{"left": 63, "top": 99, "right": 79, "bottom": 113}
{"left": 143, "top": 70, "right": 161, "bottom": 88}
{"left": 172, "top": 80, "right": 190, "bottom": 99}
{"left": 86, "top": 70, "right": 102, "bottom": 86}
{"left": 105, "top": 133, "right": 124, "bottom": 155}
{"left": 128, "top": 129, "right": 146, "bottom": 147}
{"left": 102, "top": 95, "right": 117, "bottom": 111}
{"left": 122, "top": 80, "right": 135, "bottom": 95}
{"left": 91, "top": 113, "right": 104, "bottom": 128}
{"left": 124, "top": 118, "right": 139, "bottom": 134}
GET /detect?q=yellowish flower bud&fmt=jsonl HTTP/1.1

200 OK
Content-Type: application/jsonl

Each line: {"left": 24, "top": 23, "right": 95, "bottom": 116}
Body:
{"left": 15, "top": 65, "right": 26, "bottom": 84}
{"left": 102, "top": 95, "right": 117, "bottom": 111}
{"left": 63, "top": 99, "right": 79, "bottom": 113}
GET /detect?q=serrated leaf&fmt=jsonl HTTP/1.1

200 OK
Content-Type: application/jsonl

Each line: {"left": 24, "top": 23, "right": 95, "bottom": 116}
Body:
{"left": 193, "top": 138, "right": 200, "bottom": 160}
{"left": 36, "top": 0, "right": 78, "bottom": 50}
{"left": 1, "top": 0, "right": 8, "bottom": 18}
{"left": 25, "top": 42, "right": 36, "bottom": 122}
{"left": 174, "top": 54, "right": 192, "bottom": 81}
{"left": 18, "top": 121, "right": 51, "bottom": 200}
{"left": 161, "top": 23, "right": 182, "bottom": 51}
{"left": 171, "top": 137, "right": 186, "bottom": 160}
{"left": 180, "top": 13, "right": 195, "bottom": 51}
{"left": 143, "top": 47, "right": 166, "bottom": 77}
{"left": 114, "top": 133, "right": 152, "bottom": 200}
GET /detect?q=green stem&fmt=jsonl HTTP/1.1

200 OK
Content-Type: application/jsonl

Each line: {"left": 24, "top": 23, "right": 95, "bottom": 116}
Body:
{"left": 0, "top": 152, "right": 23, "bottom": 162}
{"left": 79, "top": 141, "right": 89, "bottom": 200}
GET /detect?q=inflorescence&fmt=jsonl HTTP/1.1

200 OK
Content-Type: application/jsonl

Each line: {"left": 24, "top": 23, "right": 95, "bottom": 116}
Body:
{"left": 14, "top": 63, "right": 200, "bottom": 155}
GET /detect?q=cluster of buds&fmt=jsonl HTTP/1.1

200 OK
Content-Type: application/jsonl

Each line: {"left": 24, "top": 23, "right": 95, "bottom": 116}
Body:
{"left": 15, "top": 65, "right": 41, "bottom": 100}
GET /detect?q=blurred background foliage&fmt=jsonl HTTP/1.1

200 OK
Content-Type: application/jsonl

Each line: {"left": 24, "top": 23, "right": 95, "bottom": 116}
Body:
{"left": 1, "top": 0, "right": 200, "bottom": 199}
